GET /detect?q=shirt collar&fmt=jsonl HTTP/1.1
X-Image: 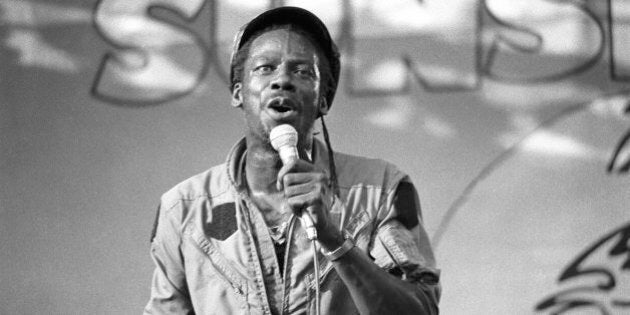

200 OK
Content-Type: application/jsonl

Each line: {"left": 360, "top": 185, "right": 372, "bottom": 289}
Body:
{"left": 225, "top": 136, "right": 330, "bottom": 192}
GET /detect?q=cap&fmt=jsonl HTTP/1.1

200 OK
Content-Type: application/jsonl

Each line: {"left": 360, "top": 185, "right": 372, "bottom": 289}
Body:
{"left": 229, "top": 6, "right": 341, "bottom": 108}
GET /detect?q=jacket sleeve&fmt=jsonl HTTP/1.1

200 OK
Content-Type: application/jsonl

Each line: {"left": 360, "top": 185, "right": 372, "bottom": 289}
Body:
{"left": 144, "top": 203, "right": 195, "bottom": 315}
{"left": 370, "top": 178, "right": 441, "bottom": 314}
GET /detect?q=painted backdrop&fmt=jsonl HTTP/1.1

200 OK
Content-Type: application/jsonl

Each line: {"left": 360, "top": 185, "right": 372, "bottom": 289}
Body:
{"left": 2, "top": 0, "right": 629, "bottom": 314}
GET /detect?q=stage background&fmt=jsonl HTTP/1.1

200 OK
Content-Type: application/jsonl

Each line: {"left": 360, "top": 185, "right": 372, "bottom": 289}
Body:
{"left": 2, "top": 0, "right": 629, "bottom": 314}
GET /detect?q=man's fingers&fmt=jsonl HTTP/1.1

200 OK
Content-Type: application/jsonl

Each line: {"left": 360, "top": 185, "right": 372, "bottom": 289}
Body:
{"left": 286, "top": 190, "right": 320, "bottom": 212}
{"left": 282, "top": 173, "right": 324, "bottom": 187}
{"left": 276, "top": 160, "right": 317, "bottom": 190}
{"left": 284, "top": 181, "right": 317, "bottom": 198}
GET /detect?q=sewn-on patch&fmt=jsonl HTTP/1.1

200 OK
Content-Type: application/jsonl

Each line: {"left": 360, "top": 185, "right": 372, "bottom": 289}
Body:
{"left": 394, "top": 181, "right": 420, "bottom": 229}
{"left": 206, "top": 202, "right": 238, "bottom": 241}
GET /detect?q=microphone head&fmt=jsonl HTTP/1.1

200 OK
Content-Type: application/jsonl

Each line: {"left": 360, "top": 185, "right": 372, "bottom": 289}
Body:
{"left": 270, "top": 124, "right": 298, "bottom": 151}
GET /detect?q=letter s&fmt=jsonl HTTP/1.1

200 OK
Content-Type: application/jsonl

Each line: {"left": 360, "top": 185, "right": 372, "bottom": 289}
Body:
{"left": 483, "top": 0, "right": 604, "bottom": 82}
{"left": 93, "top": 0, "right": 207, "bottom": 105}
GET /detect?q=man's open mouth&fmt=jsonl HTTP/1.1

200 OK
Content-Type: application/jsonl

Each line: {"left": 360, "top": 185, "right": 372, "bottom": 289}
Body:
{"left": 268, "top": 98, "right": 296, "bottom": 113}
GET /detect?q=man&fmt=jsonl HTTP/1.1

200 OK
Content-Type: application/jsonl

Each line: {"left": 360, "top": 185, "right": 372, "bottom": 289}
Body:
{"left": 145, "top": 6, "right": 440, "bottom": 314}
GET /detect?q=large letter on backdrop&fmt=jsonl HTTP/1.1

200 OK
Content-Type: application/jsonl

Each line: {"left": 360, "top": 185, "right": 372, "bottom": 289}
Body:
{"left": 343, "top": 0, "right": 481, "bottom": 96}
{"left": 93, "top": 0, "right": 207, "bottom": 105}
{"left": 610, "top": 0, "right": 630, "bottom": 80}
{"left": 483, "top": 0, "right": 604, "bottom": 82}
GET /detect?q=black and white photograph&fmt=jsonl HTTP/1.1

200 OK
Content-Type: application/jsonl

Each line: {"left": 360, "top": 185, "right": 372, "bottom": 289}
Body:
{"left": 2, "top": 1, "right": 629, "bottom": 314}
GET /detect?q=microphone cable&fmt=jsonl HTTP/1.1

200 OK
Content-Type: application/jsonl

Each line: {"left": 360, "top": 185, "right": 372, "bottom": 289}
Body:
{"left": 301, "top": 213, "right": 320, "bottom": 315}
{"left": 312, "top": 239, "right": 321, "bottom": 315}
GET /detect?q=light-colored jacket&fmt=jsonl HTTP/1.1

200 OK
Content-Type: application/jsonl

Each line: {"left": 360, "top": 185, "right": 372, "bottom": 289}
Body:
{"left": 144, "top": 138, "right": 440, "bottom": 314}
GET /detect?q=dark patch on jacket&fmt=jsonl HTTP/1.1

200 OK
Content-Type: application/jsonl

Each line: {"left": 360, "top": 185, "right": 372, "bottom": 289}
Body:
{"left": 394, "top": 181, "right": 420, "bottom": 229}
{"left": 206, "top": 202, "right": 238, "bottom": 241}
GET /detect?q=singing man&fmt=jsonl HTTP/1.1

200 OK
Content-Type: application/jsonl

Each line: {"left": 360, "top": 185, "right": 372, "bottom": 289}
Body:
{"left": 145, "top": 6, "right": 441, "bottom": 314}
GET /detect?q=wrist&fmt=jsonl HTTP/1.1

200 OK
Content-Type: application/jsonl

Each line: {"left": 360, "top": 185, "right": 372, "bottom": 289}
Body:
{"left": 318, "top": 226, "right": 344, "bottom": 250}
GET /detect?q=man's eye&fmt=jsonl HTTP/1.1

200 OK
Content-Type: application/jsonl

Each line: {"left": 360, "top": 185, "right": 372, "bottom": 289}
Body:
{"left": 255, "top": 65, "right": 274, "bottom": 74}
{"left": 295, "top": 66, "right": 314, "bottom": 77}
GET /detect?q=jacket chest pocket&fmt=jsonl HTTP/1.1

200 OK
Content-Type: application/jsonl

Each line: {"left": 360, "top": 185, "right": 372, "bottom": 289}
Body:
{"left": 183, "top": 224, "right": 253, "bottom": 315}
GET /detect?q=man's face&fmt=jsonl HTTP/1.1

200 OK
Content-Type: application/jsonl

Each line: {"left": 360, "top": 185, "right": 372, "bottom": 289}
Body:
{"left": 232, "top": 28, "right": 328, "bottom": 148}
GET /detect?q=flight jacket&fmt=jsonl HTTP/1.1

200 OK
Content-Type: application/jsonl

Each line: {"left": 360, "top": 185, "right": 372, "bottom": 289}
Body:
{"left": 144, "top": 137, "right": 440, "bottom": 314}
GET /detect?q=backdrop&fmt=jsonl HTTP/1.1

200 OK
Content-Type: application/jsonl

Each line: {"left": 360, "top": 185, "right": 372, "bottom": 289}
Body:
{"left": 2, "top": 0, "right": 629, "bottom": 314}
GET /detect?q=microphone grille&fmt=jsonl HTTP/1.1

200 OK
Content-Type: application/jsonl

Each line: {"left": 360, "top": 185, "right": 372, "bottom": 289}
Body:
{"left": 269, "top": 124, "right": 298, "bottom": 151}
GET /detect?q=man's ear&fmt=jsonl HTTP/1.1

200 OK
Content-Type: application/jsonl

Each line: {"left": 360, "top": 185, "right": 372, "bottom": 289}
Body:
{"left": 231, "top": 83, "right": 243, "bottom": 108}
{"left": 318, "top": 98, "right": 329, "bottom": 116}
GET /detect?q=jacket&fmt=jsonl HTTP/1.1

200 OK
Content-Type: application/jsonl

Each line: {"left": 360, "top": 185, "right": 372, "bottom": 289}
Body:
{"left": 144, "top": 137, "right": 440, "bottom": 314}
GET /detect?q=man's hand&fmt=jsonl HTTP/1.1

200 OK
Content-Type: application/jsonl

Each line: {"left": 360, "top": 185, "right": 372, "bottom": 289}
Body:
{"left": 276, "top": 159, "right": 343, "bottom": 249}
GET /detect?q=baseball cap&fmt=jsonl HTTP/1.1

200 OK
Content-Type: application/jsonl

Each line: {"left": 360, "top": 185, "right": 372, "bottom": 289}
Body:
{"left": 229, "top": 6, "right": 341, "bottom": 108}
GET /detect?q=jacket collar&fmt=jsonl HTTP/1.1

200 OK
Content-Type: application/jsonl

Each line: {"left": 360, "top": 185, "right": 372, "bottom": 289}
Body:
{"left": 225, "top": 137, "right": 331, "bottom": 192}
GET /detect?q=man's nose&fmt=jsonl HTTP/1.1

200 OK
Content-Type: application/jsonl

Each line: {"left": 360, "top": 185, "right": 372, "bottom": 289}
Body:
{"left": 270, "top": 68, "right": 295, "bottom": 92}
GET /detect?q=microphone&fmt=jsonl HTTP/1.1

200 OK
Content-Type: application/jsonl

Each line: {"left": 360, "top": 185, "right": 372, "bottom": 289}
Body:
{"left": 270, "top": 124, "right": 318, "bottom": 240}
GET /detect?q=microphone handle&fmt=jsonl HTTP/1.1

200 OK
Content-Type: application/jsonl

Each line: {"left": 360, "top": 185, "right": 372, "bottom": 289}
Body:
{"left": 301, "top": 211, "right": 317, "bottom": 240}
